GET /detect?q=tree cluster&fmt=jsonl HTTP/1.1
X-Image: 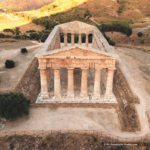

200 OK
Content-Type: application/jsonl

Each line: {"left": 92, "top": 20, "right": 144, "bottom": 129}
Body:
{"left": 29, "top": 30, "right": 51, "bottom": 42}
{"left": 97, "top": 22, "right": 132, "bottom": 36}
{"left": 3, "top": 29, "right": 15, "bottom": 35}
{"left": 0, "top": 93, "right": 30, "bottom": 120}
{"left": 32, "top": 18, "right": 58, "bottom": 29}
{"left": 26, "top": 30, "right": 36, "bottom": 33}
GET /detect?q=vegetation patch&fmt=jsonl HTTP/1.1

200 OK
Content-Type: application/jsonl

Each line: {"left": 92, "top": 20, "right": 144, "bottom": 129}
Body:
{"left": 21, "top": 48, "right": 28, "bottom": 53}
{"left": 97, "top": 21, "right": 132, "bottom": 36}
{"left": 0, "top": 92, "right": 30, "bottom": 120}
{"left": 5, "top": 60, "right": 15, "bottom": 68}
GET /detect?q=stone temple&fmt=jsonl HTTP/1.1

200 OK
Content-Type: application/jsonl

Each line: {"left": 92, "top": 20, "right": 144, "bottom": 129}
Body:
{"left": 36, "top": 21, "right": 119, "bottom": 104}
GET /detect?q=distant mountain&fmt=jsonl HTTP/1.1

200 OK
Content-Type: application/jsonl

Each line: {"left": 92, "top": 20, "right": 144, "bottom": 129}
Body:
{"left": 0, "top": 0, "right": 55, "bottom": 11}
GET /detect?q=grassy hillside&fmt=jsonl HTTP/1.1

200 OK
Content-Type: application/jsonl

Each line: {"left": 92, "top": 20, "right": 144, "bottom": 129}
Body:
{"left": 0, "top": 0, "right": 55, "bottom": 11}
{"left": 15, "top": 0, "right": 150, "bottom": 23}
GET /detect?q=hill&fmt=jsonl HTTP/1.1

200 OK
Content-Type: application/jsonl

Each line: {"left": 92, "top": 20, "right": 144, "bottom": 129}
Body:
{"left": 1, "top": 0, "right": 150, "bottom": 23}
{"left": 0, "top": 0, "right": 55, "bottom": 11}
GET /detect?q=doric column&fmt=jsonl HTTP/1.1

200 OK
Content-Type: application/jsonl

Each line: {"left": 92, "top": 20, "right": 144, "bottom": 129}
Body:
{"left": 64, "top": 33, "right": 67, "bottom": 47}
{"left": 80, "top": 68, "right": 88, "bottom": 98}
{"left": 105, "top": 68, "right": 115, "bottom": 99}
{"left": 40, "top": 69, "right": 49, "bottom": 99}
{"left": 93, "top": 68, "right": 101, "bottom": 100}
{"left": 67, "top": 68, "right": 74, "bottom": 99}
{"left": 79, "top": 34, "right": 82, "bottom": 45}
{"left": 54, "top": 68, "right": 61, "bottom": 99}
{"left": 86, "top": 34, "right": 88, "bottom": 47}
{"left": 71, "top": 34, "right": 74, "bottom": 46}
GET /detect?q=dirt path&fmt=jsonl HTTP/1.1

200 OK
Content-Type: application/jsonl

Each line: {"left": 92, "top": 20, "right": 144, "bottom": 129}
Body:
{"left": 112, "top": 47, "right": 150, "bottom": 137}
{"left": 1, "top": 107, "right": 121, "bottom": 133}
{"left": 0, "top": 41, "right": 43, "bottom": 91}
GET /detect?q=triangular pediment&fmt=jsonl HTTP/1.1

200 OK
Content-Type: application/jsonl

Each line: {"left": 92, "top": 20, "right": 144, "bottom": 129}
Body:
{"left": 36, "top": 45, "right": 118, "bottom": 59}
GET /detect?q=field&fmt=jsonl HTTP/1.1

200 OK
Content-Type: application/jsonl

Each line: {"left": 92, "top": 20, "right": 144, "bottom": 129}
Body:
{"left": 0, "top": 14, "right": 29, "bottom": 31}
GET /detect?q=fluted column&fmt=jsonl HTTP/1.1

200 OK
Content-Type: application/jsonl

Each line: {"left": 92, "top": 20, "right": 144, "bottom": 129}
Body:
{"left": 86, "top": 34, "right": 88, "bottom": 47}
{"left": 67, "top": 68, "right": 74, "bottom": 99}
{"left": 40, "top": 69, "right": 49, "bottom": 99}
{"left": 71, "top": 34, "right": 74, "bottom": 46}
{"left": 80, "top": 68, "right": 88, "bottom": 99}
{"left": 54, "top": 68, "right": 61, "bottom": 99}
{"left": 64, "top": 33, "right": 67, "bottom": 47}
{"left": 105, "top": 68, "right": 115, "bottom": 99}
{"left": 93, "top": 68, "right": 101, "bottom": 100}
{"left": 79, "top": 34, "right": 82, "bottom": 45}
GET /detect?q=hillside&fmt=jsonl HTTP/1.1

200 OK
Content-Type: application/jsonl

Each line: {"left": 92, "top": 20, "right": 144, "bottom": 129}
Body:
{"left": 0, "top": 0, "right": 55, "bottom": 11}
{"left": 18, "top": 0, "right": 150, "bottom": 23}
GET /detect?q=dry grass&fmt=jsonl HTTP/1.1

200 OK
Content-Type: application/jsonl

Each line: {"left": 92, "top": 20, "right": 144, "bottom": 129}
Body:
{"left": 0, "top": 14, "right": 30, "bottom": 32}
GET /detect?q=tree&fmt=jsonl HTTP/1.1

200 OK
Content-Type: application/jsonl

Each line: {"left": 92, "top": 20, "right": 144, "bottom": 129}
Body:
{"left": 0, "top": 93, "right": 30, "bottom": 120}
{"left": 14, "top": 27, "right": 21, "bottom": 36}
{"left": 141, "top": 39, "right": 144, "bottom": 44}
{"left": 21, "top": 48, "right": 28, "bottom": 53}
{"left": 109, "top": 40, "right": 116, "bottom": 46}
{"left": 5, "top": 60, "right": 15, "bottom": 68}
{"left": 138, "top": 32, "right": 143, "bottom": 37}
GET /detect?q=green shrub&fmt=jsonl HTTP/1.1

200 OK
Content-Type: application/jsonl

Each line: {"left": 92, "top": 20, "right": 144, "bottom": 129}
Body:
{"left": 21, "top": 48, "right": 28, "bottom": 53}
{"left": 0, "top": 92, "right": 30, "bottom": 120}
{"left": 93, "top": 137, "right": 98, "bottom": 144}
{"left": 44, "top": 135, "right": 52, "bottom": 143}
{"left": 5, "top": 60, "right": 15, "bottom": 68}
{"left": 141, "top": 39, "right": 144, "bottom": 44}
{"left": 138, "top": 32, "right": 143, "bottom": 37}
{"left": 109, "top": 40, "right": 116, "bottom": 46}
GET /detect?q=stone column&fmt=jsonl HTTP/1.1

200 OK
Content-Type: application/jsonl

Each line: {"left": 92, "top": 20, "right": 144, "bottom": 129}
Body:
{"left": 79, "top": 34, "right": 82, "bottom": 45}
{"left": 105, "top": 68, "right": 115, "bottom": 99}
{"left": 71, "top": 34, "right": 74, "bottom": 46}
{"left": 64, "top": 33, "right": 67, "bottom": 47}
{"left": 54, "top": 68, "right": 61, "bottom": 99}
{"left": 46, "top": 68, "right": 50, "bottom": 91}
{"left": 40, "top": 69, "right": 49, "bottom": 99}
{"left": 80, "top": 68, "right": 88, "bottom": 99}
{"left": 86, "top": 34, "right": 88, "bottom": 47}
{"left": 67, "top": 68, "right": 74, "bottom": 99}
{"left": 93, "top": 68, "right": 101, "bottom": 100}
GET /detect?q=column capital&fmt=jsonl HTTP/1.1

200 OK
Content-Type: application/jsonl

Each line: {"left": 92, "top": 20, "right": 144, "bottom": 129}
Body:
{"left": 95, "top": 68, "right": 102, "bottom": 70}
{"left": 108, "top": 68, "right": 116, "bottom": 71}
{"left": 38, "top": 67, "right": 46, "bottom": 70}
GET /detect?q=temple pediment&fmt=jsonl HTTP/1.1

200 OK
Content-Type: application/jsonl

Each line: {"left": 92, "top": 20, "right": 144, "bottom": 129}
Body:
{"left": 36, "top": 45, "right": 118, "bottom": 60}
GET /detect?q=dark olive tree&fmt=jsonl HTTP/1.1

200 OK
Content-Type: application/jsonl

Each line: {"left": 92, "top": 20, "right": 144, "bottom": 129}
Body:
{"left": 5, "top": 60, "right": 15, "bottom": 68}
{"left": 0, "top": 92, "right": 30, "bottom": 120}
{"left": 21, "top": 48, "right": 28, "bottom": 53}
{"left": 138, "top": 32, "right": 143, "bottom": 37}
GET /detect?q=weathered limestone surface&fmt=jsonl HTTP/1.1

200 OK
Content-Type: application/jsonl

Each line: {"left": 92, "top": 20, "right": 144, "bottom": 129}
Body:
{"left": 93, "top": 68, "right": 101, "bottom": 99}
{"left": 80, "top": 68, "right": 88, "bottom": 98}
{"left": 54, "top": 68, "right": 61, "bottom": 99}
{"left": 36, "top": 21, "right": 119, "bottom": 104}
{"left": 67, "top": 68, "right": 74, "bottom": 99}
